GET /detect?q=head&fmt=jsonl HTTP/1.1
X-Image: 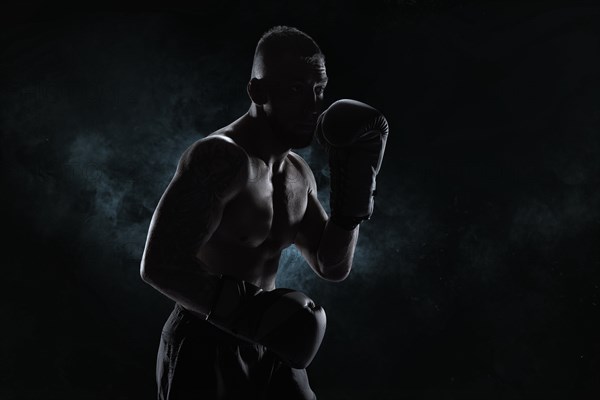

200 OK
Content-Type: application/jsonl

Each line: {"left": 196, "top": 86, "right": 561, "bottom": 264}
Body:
{"left": 248, "top": 26, "right": 328, "bottom": 149}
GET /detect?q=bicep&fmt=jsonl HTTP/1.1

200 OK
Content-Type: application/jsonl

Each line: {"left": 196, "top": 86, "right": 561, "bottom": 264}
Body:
{"left": 142, "top": 137, "right": 248, "bottom": 271}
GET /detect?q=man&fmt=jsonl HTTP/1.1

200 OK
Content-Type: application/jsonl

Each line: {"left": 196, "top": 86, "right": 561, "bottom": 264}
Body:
{"left": 140, "top": 26, "right": 388, "bottom": 399}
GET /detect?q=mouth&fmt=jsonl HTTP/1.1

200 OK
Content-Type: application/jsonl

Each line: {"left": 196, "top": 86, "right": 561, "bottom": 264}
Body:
{"left": 295, "top": 121, "right": 317, "bottom": 132}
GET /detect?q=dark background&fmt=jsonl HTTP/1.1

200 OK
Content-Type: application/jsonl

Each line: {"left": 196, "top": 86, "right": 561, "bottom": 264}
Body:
{"left": 1, "top": 0, "right": 599, "bottom": 399}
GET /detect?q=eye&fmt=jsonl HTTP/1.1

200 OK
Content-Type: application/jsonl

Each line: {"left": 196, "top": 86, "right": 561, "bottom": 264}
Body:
{"left": 315, "top": 86, "right": 325, "bottom": 96}
{"left": 290, "top": 84, "right": 304, "bottom": 94}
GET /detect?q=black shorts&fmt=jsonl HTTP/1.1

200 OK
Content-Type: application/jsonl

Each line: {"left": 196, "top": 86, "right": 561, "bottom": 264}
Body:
{"left": 156, "top": 303, "right": 317, "bottom": 400}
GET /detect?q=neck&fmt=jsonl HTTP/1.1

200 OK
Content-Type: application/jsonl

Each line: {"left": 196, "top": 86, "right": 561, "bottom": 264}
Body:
{"left": 240, "top": 104, "right": 290, "bottom": 170}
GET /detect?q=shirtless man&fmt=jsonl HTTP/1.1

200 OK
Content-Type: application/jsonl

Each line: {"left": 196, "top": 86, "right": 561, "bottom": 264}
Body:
{"left": 140, "top": 26, "right": 388, "bottom": 399}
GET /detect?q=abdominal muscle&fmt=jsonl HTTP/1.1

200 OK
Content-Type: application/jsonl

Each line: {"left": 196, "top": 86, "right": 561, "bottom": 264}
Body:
{"left": 195, "top": 238, "right": 286, "bottom": 291}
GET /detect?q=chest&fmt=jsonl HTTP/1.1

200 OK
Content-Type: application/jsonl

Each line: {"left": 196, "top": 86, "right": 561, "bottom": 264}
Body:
{"left": 216, "top": 167, "right": 308, "bottom": 248}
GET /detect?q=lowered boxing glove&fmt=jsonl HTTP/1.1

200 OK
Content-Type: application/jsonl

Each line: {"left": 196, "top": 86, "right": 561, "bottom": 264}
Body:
{"left": 316, "top": 99, "right": 389, "bottom": 230}
{"left": 207, "top": 275, "right": 326, "bottom": 369}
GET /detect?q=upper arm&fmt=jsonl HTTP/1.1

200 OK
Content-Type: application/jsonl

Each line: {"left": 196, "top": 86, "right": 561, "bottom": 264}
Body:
{"left": 291, "top": 153, "right": 328, "bottom": 274}
{"left": 141, "top": 136, "right": 249, "bottom": 275}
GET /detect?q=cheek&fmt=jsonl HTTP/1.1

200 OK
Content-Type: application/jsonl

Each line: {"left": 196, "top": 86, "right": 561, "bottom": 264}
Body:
{"left": 269, "top": 99, "right": 302, "bottom": 121}
{"left": 270, "top": 90, "right": 304, "bottom": 109}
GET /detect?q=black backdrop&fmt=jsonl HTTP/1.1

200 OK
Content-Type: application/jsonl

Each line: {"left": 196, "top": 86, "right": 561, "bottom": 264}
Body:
{"left": 2, "top": 1, "right": 599, "bottom": 399}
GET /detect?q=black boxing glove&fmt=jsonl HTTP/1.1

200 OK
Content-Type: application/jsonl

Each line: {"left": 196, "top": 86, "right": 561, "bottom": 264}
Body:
{"left": 207, "top": 276, "right": 327, "bottom": 369}
{"left": 316, "top": 99, "right": 389, "bottom": 230}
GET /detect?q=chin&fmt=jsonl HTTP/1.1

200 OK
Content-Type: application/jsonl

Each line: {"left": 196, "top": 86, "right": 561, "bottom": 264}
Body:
{"left": 291, "top": 139, "right": 312, "bottom": 150}
{"left": 288, "top": 131, "right": 314, "bottom": 149}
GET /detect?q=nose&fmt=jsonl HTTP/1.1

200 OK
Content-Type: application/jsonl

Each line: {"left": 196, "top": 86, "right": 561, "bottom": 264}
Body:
{"left": 306, "top": 91, "right": 323, "bottom": 116}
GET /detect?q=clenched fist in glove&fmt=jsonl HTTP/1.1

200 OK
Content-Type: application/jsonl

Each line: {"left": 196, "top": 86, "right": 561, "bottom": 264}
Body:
{"left": 207, "top": 276, "right": 327, "bottom": 369}
{"left": 316, "top": 99, "right": 389, "bottom": 230}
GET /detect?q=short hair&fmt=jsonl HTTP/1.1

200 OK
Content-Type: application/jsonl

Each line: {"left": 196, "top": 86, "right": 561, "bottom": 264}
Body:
{"left": 251, "top": 26, "right": 324, "bottom": 79}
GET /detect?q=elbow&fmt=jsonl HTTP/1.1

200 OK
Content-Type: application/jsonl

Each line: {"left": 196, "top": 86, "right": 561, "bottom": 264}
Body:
{"left": 140, "top": 256, "right": 163, "bottom": 286}
{"left": 316, "top": 258, "right": 352, "bottom": 282}
{"left": 139, "top": 260, "right": 153, "bottom": 284}
{"left": 321, "top": 268, "right": 351, "bottom": 282}
{"left": 316, "top": 248, "right": 353, "bottom": 282}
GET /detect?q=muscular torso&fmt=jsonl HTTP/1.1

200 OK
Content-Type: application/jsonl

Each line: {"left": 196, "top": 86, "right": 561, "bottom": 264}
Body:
{"left": 195, "top": 130, "right": 310, "bottom": 290}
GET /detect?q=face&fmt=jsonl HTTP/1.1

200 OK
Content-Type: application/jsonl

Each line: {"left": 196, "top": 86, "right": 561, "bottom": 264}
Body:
{"left": 261, "top": 54, "right": 328, "bottom": 149}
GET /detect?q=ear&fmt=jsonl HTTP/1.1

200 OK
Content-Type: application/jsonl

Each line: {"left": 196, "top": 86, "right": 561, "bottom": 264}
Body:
{"left": 247, "top": 78, "right": 268, "bottom": 105}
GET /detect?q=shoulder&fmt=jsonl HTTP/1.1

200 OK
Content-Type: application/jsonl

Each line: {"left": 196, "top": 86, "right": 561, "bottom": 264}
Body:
{"left": 179, "top": 134, "right": 249, "bottom": 171}
{"left": 176, "top": 134, "right": 251, "bottom": 193}
{"left": 286, "top": 151, "right": 317, "bottom": 193}
{"left": 180, "top": 135, "right": 248, "bottom": 164}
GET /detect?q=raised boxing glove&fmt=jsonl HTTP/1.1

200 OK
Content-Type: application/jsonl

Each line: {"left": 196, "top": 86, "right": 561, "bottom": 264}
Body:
{"left": 316, "top": 99, "right": 389, "bottom": 230}
{"left": 207, "top": 275, "right": 327, "bottom": 369}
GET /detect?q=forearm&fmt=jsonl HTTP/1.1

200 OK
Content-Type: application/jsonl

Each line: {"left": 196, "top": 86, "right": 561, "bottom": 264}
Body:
{"left": 316, "top": 219, "right": 359, "bottom": 281}
{"left": 141, "top": 254, "right": 220, "bottom": 318}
